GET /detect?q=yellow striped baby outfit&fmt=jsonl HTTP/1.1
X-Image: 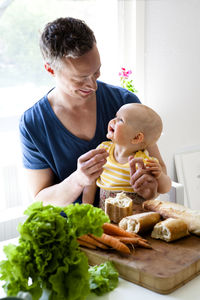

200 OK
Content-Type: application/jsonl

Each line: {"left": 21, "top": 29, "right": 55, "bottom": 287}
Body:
{"left": 96, "top": 141, "right": 155, "bottom": 193}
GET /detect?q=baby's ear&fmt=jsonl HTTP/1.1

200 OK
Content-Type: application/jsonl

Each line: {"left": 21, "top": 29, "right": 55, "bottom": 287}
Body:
{"left": 131, "top": 132, "right": 144, "bottom": 144}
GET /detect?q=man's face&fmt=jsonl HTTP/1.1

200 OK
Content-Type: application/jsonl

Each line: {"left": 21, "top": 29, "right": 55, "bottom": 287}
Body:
{"left": 54, "top": 44, "right": 101, "bottom": 100}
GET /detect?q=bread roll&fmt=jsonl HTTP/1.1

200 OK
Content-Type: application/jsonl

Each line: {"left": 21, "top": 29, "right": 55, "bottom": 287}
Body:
{"left": 143, "top": 199, "right": 200, "bottom": 236}
{"left": 119, "top": 212, "right": 160, "bottom": 233}
{"left": 151, "top": 218, "right": 189, "bottom": 242}
{"left": 105, "top": 192, "right": 133, "bottom": 223}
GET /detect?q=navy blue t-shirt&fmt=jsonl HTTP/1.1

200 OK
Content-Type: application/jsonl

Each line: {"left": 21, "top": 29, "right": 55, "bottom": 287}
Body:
{"left": 19, "top": 81, "right": 140, "bottom": 204}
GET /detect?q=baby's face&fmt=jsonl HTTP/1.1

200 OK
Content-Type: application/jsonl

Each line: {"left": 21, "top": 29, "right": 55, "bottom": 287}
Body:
{"left": 106, "top": 106, "right": 138, "bottom": 145}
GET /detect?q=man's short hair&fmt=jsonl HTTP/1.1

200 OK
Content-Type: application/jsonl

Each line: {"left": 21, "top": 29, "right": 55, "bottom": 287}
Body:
{"left": 40, "top": 17, "right": 96, "bottom": 70}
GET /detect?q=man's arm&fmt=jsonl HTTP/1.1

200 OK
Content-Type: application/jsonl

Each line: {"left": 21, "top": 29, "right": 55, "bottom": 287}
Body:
{"left": 147, "top": 144, "right": 172, "bottom": 193}
{"left": 82, "top": 182, "right": 97, "bottom": 204}
{"left": 147, "top": 144, "right": 167, "bottom": 174}
{"left": 25, "top": 148, "right": 108, "bottom": 206}
{"left": 26, "top": 168, "right": 84, "bottom": 206}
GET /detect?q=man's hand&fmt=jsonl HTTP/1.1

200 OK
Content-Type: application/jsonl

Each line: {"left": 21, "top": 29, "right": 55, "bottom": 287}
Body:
{"left": 128, "top": 156, "right": 158, "bottom": 200}
{"left": 76, "top": 148, "right": 108, "bottom": 187}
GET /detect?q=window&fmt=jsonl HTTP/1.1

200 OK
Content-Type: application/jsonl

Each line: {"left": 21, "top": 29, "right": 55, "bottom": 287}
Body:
{"left": 0, "top": 0, "right": 143, "bottom": 220}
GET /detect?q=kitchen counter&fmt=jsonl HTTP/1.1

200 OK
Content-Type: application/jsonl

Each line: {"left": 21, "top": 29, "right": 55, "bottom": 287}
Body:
{"left": 0, "top": 238, "right": 199, "bottom": 300}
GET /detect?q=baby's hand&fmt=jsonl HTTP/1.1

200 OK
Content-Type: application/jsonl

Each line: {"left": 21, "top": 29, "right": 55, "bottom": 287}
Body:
{"left": 145, "top": 159, "right": 162, "bottom": 179}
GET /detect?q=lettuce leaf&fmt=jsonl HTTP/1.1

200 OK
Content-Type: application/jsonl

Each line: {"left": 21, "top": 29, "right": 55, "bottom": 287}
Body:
{"left": 89, "top": 261, "right": 119, "bottom": 296}
{"left": 0, "top": 202, "right": 109, "bottom": 300}
{"left": 63, "top": 203, "right": 109, "bottom": 237}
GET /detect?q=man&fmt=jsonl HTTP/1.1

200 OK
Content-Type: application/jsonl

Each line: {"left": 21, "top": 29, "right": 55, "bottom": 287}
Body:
{"left": 19, "top": 17, "right": 166, "bottom": 206}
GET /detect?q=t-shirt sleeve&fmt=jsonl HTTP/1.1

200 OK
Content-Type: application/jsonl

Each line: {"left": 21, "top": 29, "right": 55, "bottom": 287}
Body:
{"left": 19, "top": 115, "right": 49, "bottom": 169}
{"left": 122, "top": 89, "right": 141, "bottom": 105}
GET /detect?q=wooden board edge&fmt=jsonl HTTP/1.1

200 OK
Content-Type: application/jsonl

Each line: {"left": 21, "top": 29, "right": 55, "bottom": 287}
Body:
{"left": 118, "top": 268, "right": 200, "bottom": 295}
{"left": 81, "top": 247, "right": 200, "bottom": 294}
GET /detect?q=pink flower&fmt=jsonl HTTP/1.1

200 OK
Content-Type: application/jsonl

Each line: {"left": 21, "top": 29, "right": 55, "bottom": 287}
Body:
{"left": 119, "top": 67, "right": 132, "bottom": 79}
{"left": 118, "top": 67, "right": 138, "bottom": 93}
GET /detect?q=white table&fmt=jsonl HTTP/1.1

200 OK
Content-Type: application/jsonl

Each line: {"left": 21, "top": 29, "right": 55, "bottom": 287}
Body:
{"left": 0, "top": 238, "right": 200, "bottom": 300}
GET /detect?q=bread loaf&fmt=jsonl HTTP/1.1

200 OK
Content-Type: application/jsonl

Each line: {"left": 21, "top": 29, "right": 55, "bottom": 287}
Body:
{"left": 143, "top": 199, "right": 200, "bottom": 236}
{"left": 119, "top": 212, "right": 160, "bottom": 234}
{"left": 151, "top": 218, "right": 189, "bottom": 242}
{"left": 105, "top": 192, "right": 133, "bottom": 223}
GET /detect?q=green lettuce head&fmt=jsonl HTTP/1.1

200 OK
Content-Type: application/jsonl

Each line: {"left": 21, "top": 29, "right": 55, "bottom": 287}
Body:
{"left": 0, "top": 202, "right": 109, "bottom": 300}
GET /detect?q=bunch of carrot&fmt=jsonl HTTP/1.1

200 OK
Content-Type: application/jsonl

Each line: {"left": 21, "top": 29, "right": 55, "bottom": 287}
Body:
{"left": 77, "top": 223, "right": 151, "bottom": 254}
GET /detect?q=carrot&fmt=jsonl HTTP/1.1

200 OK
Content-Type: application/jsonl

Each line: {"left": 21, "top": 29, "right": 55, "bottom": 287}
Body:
{"left": 91, "top": 233, "right": 131, "bottom": 254}
{"left": 103, "top": 222, "right": 141, "bottom": 238}
{"left": 79, "top": 234, "right": 109, "bottom": 249}
{"left": 111, "top": 235, "right": 152, "bottom": 249}
{"left": 77, "top": 239, "right": 96, "bottom": 249}
{"left": 111, "top": 235, "right": 142, "bottom": 244}
{"left": 137, "top": 240, "right": 152, "bottom": 249}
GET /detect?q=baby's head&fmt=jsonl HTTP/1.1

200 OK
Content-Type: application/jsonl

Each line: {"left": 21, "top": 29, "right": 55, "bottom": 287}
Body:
{"left": 107, "top": 103, "right": 163, "bottom": 148}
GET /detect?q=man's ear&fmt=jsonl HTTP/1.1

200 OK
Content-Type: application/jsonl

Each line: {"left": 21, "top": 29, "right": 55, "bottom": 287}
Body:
{"left": 44, "top": 63, "right": 55, "bottom": 75}
{"left": 131, "top": 132, "right": 144, "bottom": 144}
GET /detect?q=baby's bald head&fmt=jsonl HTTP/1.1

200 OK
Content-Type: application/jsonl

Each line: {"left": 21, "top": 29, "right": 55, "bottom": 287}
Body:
{"left": 118, "top": 103, "right": 163, "bottom": 146}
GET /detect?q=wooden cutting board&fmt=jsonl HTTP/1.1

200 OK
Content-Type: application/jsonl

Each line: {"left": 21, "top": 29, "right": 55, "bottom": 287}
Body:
{"left": 81, "top": 234, "right": 200, "bottom": 294}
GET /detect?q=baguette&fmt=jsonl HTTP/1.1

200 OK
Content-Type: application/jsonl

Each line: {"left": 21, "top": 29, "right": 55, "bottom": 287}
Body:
{"left": 143, "top": 199, "right": 200, "bottom": 235}
{"left": 119, "top": 212, "right": 160, "bottom": 234}
{"left": 151, "top": 218, "right": 189, "bottom": 242}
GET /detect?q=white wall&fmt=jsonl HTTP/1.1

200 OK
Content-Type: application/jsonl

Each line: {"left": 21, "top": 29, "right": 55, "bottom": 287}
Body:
{"left": 144, "top": 0, "right": 200, "bottom": 180}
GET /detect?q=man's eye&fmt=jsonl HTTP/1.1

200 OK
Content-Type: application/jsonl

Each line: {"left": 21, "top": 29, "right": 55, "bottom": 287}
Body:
{"left": 94, "top": 70, "right": 100, "bottom": 77}
{"left": 74, "top": 78, "right": 85, "bottom": 84}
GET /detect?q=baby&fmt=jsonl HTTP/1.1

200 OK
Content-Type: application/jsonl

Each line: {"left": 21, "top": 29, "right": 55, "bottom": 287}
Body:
{"left": 82, "top": 103, "right": 171, "bottom": 207}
